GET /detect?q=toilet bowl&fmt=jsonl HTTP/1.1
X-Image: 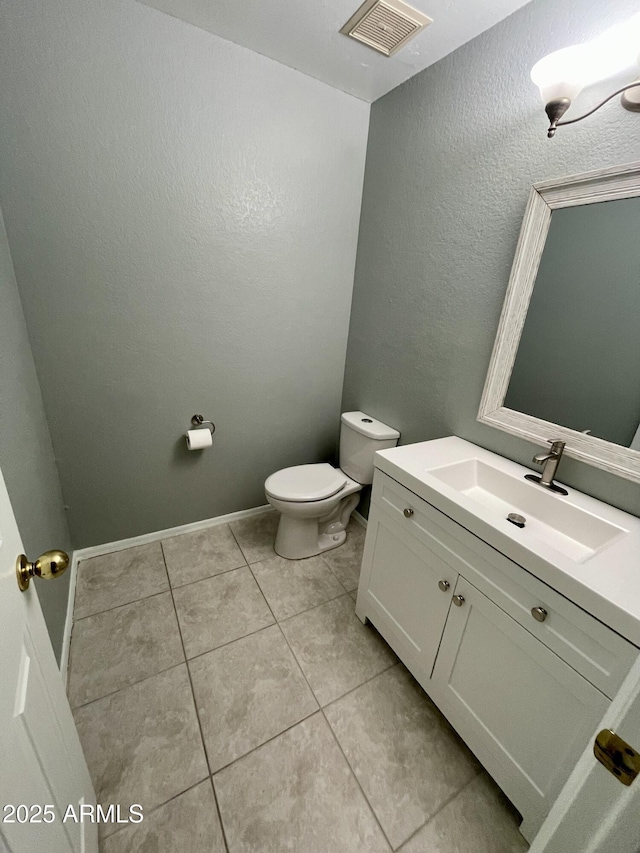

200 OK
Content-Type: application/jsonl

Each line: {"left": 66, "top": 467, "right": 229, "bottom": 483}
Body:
{"left": 265, "top": 412, "right": 400, "bottom": 560}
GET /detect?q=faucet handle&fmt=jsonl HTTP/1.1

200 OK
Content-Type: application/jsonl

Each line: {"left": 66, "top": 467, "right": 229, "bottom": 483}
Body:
{"left": 548, "top": 439, "right": 565, "bottom": 451}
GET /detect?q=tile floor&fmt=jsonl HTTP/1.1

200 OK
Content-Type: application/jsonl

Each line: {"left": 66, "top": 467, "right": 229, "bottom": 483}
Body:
{"left": 67, "top": 511, "right": 528, "bottom": 853}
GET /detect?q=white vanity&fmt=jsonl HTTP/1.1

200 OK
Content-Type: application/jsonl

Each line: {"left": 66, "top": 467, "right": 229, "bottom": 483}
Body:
{"left": 355, "top": 437, "right": 640, "bottom": 842}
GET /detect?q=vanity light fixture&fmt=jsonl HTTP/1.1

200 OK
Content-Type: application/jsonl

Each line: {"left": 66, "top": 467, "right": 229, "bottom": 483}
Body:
{"left": 531, "top": 14, "right": 640, "bottom": 137}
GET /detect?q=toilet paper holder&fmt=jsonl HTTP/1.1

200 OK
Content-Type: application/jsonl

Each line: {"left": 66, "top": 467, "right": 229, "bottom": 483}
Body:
{"left": 191, "top": 414, "right": 216, "bottom": 436}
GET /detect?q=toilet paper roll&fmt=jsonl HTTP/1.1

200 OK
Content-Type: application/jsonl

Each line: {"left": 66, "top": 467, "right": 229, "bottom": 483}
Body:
{"left": 186, "top": 428, "right": 213, "bottom": 450}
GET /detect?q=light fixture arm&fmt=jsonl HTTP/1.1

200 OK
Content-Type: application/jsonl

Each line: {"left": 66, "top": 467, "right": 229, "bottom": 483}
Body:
{"left": 546, "top": 81, "right": 640, "bottom": 137}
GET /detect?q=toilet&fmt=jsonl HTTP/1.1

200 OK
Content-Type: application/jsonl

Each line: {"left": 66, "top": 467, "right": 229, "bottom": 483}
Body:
{"left": 265, "top": 411, "right": 400, "bottom": 560}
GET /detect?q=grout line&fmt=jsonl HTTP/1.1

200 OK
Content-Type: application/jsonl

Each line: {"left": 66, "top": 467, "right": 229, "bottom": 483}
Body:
{"left": 74, "top": 586, "right": 170, "bottom": 621}
{"left": 274, "top": 621, "right": 322, "bottom": 707}
{"left": 277, "top": 590, "right": 354, "bottom": 627}
{"left": 161, "top": 546, "right": 215, "bottom": 779}
{"left": 394, "top": 771, "right": 482, "bottom": 851}
{"left": 255, "top": 583, "right": 354, "bottom": 625}
{"left": 320, "top": 704, "right": 394, "bottom": 851}
{"left": 166, "top": 559, "right": 249, "bottom": 593}
{"left": 320, "top": 660, "right": 399, "bottom": 711}
{"left": 245, "top": 563, "right": 279, "bottom": 625}
{"left": 184, "top": 621, "right": 277, "bottom": 664}
{"left": 208, "top": 705, "right": 321, "bottom": 777}
{"left": 268, "top": 586, "right": 393, "bottom": 808}
{"left": 318, "top": 556, "right": 355, "bottom": 594}
{"left": 72, "top": 587, "right": 172, "bottom": 623}
{"left": 227, "top": 523, "right": 251, "bottom": 566}
{"left": 271, "top": 592, "right": 399, "bottom": 849}
{"left": 69, "top": 659, "right": 186, "bottom": 712}
{"left": 99, "top": 777, "right": 212, "bottom": 841}
{"left": 208, "top": 776, "right": 230, "bottom": 853}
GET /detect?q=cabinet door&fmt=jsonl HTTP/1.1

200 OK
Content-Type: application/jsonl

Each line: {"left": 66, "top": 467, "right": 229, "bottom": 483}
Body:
{"left": 430, "top": 578, "right": 609, "bottom": 837}
{"left": 356, "top": 503, "right": 456, "bottom": 686}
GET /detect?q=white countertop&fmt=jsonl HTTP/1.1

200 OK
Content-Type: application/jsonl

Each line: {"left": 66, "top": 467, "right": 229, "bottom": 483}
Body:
{"left": 374, "top": 437, "right": 640, "bottom": 647}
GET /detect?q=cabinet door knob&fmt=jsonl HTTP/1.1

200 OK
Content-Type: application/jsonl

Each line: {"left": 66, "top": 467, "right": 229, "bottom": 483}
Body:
{"left": 403, "top": 508, "right": 414, "bottom": 518}
{"left": 531, "top": 606, "right": 547, "bottom": 623}
{"left": 453, "top": 594, "right": 465, "bottom": 607}
{"left": 438, "top": 580, "right": 450, "bottom": 592}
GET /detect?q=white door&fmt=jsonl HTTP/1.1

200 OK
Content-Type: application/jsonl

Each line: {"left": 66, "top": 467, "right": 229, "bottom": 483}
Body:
{"left": 531, "top": 652, "right": 640, "bottom": 853}
{"left": 0, "top": 466, "right": 97, "bottom": 852}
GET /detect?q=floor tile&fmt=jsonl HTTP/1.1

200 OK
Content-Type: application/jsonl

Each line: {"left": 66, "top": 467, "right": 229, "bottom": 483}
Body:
{"left": 321, "top": 519, "right": 366, "bottom": 591}
{"left": 280, "top": 594, "right": 397, "bottom": 706}
{"left": 74, "top": 542, "right": 168, "bottom": 618}
{"left": 67, "top": 592, "right": 183, "bottom": 708}
{"left": 101, "top": 781, "right": 226, "bottom": 853}
{"left": 324, "top": 665, "right": 481, "bottom": 849}
{"left": 251, "top": 554, "right": 346, "bottom": 620}
{"left": 399, "top": 773, "right": 528, "bottom": 853}
{"left": 229, "top": 510, "right": 279, "bottom": 563}
{"left": 173, "top": 566, "right": 275, "bottom": 658}
{"left": 214, "top": 713, "right": 390, "bottom": 853}
{"left": 190, "top": 624, "right": 317, "bottom": 772}
{"left": 73, "top": 665, "right": 208, "bottom": 838}
{"left": 162, "top": 523, "right": 246, "bottom": 587}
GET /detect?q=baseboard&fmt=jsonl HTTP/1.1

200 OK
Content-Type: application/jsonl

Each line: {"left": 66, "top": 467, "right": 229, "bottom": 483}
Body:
{"left": 74, "top": 504, "right": 273, "bottom": 561}
{"left": 59, "top": 504, "right": 274, "bottom": 680}
{"left": 60, "top": 550, "right": 78, "bottom": 685}
{"left": 353, "top": 510, "right": 368, "bottom": 529}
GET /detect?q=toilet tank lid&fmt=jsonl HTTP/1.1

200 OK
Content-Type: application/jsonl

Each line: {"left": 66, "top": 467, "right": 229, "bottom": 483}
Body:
{"left": 341, "top": 411, "right": 400, "bottom": 441}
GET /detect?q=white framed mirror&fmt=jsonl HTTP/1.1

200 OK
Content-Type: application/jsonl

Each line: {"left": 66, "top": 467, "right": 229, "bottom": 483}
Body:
{"left": 478, "top": 160, "right": 640, "bottom": 483}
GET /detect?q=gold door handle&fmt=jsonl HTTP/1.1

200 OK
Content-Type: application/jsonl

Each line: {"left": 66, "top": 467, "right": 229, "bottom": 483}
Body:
{"left": 16, "top": 550, "right": 70, "bottom": 592}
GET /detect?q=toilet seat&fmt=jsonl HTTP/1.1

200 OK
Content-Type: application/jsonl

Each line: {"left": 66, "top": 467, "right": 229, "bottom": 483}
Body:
{"left": 265, "top": 464, "right": 347, "bottom": 503}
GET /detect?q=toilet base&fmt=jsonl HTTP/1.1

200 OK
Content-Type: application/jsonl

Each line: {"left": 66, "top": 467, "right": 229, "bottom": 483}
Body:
{"left": 273, "top": 492, "right": 360, "bottom": 560}
{"left": 274, "top": 515, "right": 348, "bottom": 560}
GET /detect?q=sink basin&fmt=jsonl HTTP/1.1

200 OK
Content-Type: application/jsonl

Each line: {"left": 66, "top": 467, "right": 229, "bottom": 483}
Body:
{"left": 428, "top": 457, "right": 627, "bottom": 562}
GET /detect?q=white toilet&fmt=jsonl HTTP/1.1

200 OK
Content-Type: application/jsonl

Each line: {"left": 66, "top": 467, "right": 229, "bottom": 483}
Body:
{"left": 265, "top": 411, "right": 400, "bottom": 560}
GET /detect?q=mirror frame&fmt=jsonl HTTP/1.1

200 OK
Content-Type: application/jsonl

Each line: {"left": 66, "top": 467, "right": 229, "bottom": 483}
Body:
{"left": 478, "top": 160, "right": 640, "bottom": 484}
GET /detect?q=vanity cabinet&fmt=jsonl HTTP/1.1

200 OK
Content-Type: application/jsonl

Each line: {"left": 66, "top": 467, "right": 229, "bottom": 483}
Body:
{"left": 356, "top": 469, "right": 638, "bottom": 842}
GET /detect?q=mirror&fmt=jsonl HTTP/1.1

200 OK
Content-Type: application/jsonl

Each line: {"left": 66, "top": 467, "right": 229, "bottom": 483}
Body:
{"left": 478, "top": 161, "right": 640, "bottom": 483}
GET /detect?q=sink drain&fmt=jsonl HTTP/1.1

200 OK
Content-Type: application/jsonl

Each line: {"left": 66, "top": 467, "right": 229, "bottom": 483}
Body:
{"left": 507, "top": 513, "right": 526, "bottom": 529}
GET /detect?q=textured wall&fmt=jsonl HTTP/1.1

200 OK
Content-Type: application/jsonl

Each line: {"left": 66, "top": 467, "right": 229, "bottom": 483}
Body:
{"left": 343, "top": 0, "right": 640, "bottom": 517}
{"left": 0, "top": 0, "right": 369, "bottom": 547}
{"left": 505, "top": 198, "right": 640, "bottom": 446}
{"left": 0, "top": 208, "right": 72, "bottom": 662}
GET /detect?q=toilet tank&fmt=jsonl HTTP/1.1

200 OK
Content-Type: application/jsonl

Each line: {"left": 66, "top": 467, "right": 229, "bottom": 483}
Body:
{"left": 339, "top": 412, "right": 400, "bottom": 485}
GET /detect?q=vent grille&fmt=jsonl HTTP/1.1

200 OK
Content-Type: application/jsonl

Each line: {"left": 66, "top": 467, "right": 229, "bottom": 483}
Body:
{"left": 340, "top": 0, "right": 432, "bottom": 57}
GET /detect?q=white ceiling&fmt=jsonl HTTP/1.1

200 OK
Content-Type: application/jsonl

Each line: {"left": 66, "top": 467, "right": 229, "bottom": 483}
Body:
{"left": 138, "top": 0, "right": 532, "bottom": 102}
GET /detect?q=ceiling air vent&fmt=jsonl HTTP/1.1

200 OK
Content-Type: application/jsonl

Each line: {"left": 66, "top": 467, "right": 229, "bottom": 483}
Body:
{"left": 340, "top": 0, "right": 432, "bottom": 57}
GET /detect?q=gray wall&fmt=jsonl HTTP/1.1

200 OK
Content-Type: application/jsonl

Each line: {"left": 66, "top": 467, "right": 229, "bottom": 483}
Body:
{"left": 343, "top": 0, "right": 640, "bottom": 517}
{"left": 0, "top": 0, "right": 369, "bottom": 547}
{"left": 505, "top": 198, "right": 640, "bottom": 446}
{"left": 0, "top": 208, "right": 72, "bottom": 662}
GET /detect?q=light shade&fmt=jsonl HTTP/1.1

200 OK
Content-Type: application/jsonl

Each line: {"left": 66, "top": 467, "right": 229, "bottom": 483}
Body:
{"left": 531, "top": 12, "right": 640, "bottom": 106}
{"left": 530, "top": 45, "right": 591, "bottom": 104}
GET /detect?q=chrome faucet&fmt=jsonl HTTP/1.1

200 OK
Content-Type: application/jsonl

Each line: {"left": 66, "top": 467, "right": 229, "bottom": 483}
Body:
{"left": 524, "top": 440, "right": 569, "bottom": 496}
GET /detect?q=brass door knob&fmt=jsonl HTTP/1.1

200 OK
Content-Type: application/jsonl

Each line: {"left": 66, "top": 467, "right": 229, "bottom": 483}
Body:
{"left": 403, "top": 508, "right": 414, "bottom": 518}
{"left": 438, "top": 580, "right": 450, "bottom": 592}
{"left": 16, "top": 550, "right": 70, "bottom": 592}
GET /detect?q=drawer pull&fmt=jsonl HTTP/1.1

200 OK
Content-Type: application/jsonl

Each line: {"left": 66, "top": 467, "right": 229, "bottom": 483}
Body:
{"left": 403, "top": 508, "right": 414, "bottom": 518}
{"left": 531, "top": 606, "right": 548, "bottom": 623}
{"left": 438, "top": 580, "right": 450, "bottom": 592}
{"left": 453, "top": 594, "right": 465, "bottom": 607}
